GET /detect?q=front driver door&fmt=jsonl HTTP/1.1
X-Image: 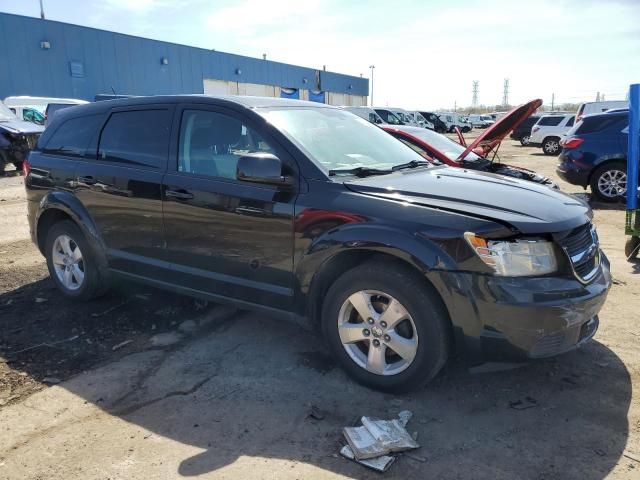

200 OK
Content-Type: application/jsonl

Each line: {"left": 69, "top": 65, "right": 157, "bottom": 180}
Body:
{"left": 162, "top": 105, "right": 297, "bottom": 312}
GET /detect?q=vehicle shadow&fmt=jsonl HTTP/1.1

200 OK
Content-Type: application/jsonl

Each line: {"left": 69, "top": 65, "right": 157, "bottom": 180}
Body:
{"left": 0, "top": 281, "right": 633, "bottom": 479}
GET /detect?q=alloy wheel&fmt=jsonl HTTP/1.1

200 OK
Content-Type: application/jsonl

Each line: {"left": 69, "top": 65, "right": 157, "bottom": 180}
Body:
{"left": 51, "top": 234, "right": 85, "bottom": 291}
{"left": 597, "top": 169, "right": 627, "bottom": 199}
{"left": 544, "top": 139, "right": 559, "bottom": 154}
{"left": 521, "top": 135, "right": 530, "bottom": 145}
{"left": 337, "top": 290, "right": 418, "bottom": 376}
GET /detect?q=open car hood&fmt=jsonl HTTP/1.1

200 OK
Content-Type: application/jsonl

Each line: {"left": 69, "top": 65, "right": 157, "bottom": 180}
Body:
{"left": 457, "top": 99, "right": 542, "bottom": 161}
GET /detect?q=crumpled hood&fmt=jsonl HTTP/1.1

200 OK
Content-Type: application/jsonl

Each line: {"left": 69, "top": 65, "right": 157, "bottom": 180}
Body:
{"left": 0, "top": 119, "right": 45, "bottom": 135}
{"left": 345, "top": 166, "right": 591, "bottom": 234}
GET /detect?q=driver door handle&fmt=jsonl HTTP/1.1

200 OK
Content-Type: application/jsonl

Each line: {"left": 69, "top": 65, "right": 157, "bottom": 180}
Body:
{"left": 165, "top": 189, "right": 194, "bottom": 201}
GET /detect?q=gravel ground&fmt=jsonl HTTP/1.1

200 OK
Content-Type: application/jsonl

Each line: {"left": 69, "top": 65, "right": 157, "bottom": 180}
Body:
{"left": 0, "top": 136, "right": 638, "bottom": 479}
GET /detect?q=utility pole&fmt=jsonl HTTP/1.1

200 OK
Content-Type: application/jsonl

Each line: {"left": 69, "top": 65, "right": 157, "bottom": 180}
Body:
{"left": 472, "top": 80, "right": 479, "bottom": 109}
{"left": 39, "top": 0, "right": 45, "bottom": 19}
{"left": 596, "top": 91, "right": 600, "bottom": 102}
{"left": 551, "top": 92, "right": 555, "bottom": 111}
{"left": 454, "top": 100, "right": 457, "bottom": 112}
{"left": 502, "top": 78, "right": 510, "bottom": 107}
{"left": 369, "top": 65, "right": 375, "bottom": 107}
{"left": 602, "top": 93, "right": 605, "bottom": 101}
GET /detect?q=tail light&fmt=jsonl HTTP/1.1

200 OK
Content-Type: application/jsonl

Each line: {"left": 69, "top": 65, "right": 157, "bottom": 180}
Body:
{"left": 560, "top": 137, "right": 584, "bottom": 149}
{"left": 22, "top": 158, "right": 31, "bottom": 176}
{"left": 532, "top": 126, "right": 540, "bottom": 133}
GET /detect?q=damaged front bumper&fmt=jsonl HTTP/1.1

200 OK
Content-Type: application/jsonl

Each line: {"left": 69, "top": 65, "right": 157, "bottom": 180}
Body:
{"left": 457, "top": 253, "right": 611, "bottom": 362}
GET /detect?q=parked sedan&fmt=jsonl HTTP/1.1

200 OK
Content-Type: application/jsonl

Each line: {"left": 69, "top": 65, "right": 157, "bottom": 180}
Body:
{"left": 0, "top": 101, "right": 44, "bottom": 172}
{"left": 557, "top": 111, "right": 629, "bottom": 202}
{"left": 382, "top": 100, "right": 556, "bottom": 188}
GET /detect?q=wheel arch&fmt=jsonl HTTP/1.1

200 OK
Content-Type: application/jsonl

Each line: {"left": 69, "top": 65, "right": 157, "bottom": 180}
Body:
{"left": 35, "top": 191, "right": 108, "bottom": 271}
{"left": 586, "top": 155, "right": 627, "bottom": 186}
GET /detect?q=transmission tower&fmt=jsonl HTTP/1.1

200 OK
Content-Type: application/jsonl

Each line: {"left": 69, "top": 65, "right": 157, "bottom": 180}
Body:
{"left": 472, "top": 81, "right": 479, "bottom": 109}
{"left": 502, "top": 78, "right": 510, "bottom": 107}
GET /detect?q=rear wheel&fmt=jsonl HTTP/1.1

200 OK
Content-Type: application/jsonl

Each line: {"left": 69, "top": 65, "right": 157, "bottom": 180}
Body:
{"left": 542, "top": 137, "right": 560, "bottom": 155}
{"left": 626, "top": 237, "right": 640, "bottom": 260}
{"left": 321, "top": 261, "right": 449, "bottom": 392}
{"left": 520, "top": 135, "right": 530, "bottom": 146}
{"left": 45, "top": 220, "right": 108, "bottom": 300}
{"left": 590, "top": 162, "right": 627, "bottom": 203}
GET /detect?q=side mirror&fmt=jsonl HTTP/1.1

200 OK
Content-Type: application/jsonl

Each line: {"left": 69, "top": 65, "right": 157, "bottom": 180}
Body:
{"left": 237, "top": 152, "right": 293, "bottom": 187}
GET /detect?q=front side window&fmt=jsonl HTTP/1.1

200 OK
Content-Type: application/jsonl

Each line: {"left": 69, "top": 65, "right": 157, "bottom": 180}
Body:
{"left": 178, "top": 110, "right": 275, "bottom": 179}
{"left": 98, "top": 110, "right": 171, "bottom": 168}
{"left": 261, "top": 107, "right": 421, "bottom": 173}
{"left": 44, "top": 114, "right": 104, "bottom": 157}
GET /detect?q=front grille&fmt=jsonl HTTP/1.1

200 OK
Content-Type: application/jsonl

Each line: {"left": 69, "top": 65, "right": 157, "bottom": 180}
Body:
{"left": 559, "top": 223, "right": 600, "bottom": 283}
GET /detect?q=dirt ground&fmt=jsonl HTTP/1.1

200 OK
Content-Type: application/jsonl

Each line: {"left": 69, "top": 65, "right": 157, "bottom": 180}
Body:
{"left": 0, "top": 135, "right": 639, "bottom": 479}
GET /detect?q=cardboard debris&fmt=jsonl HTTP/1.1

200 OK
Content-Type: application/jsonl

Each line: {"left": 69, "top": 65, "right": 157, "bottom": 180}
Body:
{"left": 342, "top": 410, "right": 419, "bottom": 461}
{"left": 340, "top": 445, "right": 396, "bottom": 472}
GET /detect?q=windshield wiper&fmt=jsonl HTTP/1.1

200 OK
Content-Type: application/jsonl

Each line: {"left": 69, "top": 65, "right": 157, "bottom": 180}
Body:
{"left": 391, "top": 159, "right": 431, "bottom": 171}
{"left": 328, "top": 166, "right": 392, "bottom": 177}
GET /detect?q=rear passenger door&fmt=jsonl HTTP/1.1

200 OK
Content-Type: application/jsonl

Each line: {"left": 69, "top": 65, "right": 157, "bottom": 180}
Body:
{"left": 161, "top": 105, "right": 297, "bottom": 311}
{"left": 74, "top": 105, "right": 173, "bottom": 276}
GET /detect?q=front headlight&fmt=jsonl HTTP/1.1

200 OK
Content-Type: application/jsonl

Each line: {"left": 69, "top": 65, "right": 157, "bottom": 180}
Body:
{"left": 464, "top": 232, "right": 558, "bottom": 276}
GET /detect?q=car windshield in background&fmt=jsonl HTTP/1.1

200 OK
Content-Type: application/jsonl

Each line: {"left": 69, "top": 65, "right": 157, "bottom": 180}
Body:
{"left": 408, "top": 128, "right": 484, "bottom": 163}
{"left": 0, "top": 102, "right": 18, "bottom": 121}
{"left": 262, "top": 107, "right": 421, "bottom": 174}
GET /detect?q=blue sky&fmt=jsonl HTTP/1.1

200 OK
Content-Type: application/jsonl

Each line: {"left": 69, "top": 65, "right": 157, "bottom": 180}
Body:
{"left": 1, "top": 0, "right": 639, "bottom": 109}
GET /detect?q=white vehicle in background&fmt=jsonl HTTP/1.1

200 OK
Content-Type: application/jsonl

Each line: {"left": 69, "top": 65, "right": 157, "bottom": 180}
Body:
{"left": 528, "top": 113, "right": 575, "bottom": 155}
{"left": 340, "top": 106, "right": 385, "bottom": 124}
{"left": 576, "top": 100, "right": 627, "bottom": 122}
{"left": 407, "top": 111, "right": 435, "bottom": 130}
{"left": 375, "top": 107, "right": 427, "bottom": 128}
{"left": 468, "top": 114, "right": 495, "bottom": 129}
{"left": 373, "top": 108, "right": 405, "bottom": 126}
{"left": 438, "top": 112, "right": 472, "bottom": 133}
{"left": 4, "top": 96, "right": 88, "bottom": 126}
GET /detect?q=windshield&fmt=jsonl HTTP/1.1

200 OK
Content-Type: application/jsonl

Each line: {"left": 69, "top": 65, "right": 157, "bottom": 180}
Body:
{"left": 0, "top": 102, "right": 18, "bottom": 121}
{"left": 262, "top": 107, "right": 422, "bottom": 174}
{"left": 414, "top": 112, "right": 427, "bottom": 123}
{"left": 407, "top": 128, "right": 484, "bottom": 163}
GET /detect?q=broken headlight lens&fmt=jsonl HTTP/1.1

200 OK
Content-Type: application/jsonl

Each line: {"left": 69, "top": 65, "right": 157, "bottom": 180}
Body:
{"left": 464, "top": 232, "right": 558, "bottom": 276}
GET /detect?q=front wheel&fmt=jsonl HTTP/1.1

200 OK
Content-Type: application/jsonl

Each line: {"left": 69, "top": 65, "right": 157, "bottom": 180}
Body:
{"left": 590, "top": 162, "right": 627, "bottom": 203}
{"left": 321, "top": 261, "right": 449, "bottom": 392}
{"left": 542, "top": 137, "right": 560, "bottom": 155}
{"left": 45, "top": 220, "right": 108, "bottom": 300}
{"left": 520, "top": 135, "right": 530, "bottom": 146}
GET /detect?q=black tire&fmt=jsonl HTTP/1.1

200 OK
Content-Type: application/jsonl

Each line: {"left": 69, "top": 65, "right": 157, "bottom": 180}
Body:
{"left": 448, "top": 126, "right": 456, "bottom": 133}
{"left": 12, "top": 160, "right": 23, "bottom": 173}
{"left": 0, "top": 151, "right": 8, "bottom": 174}
{"left": 520, "top": 135, "right": 530, "bottom": 146}
{"left": 625, "top": 237, "right": 640, "bottom": 260}
{"left": 321, "top": 261, "right": 449, "bottom": 392}
{"left": 542, "top": 137, "right": 560, "bottom": 155}
{"left": 45, "top": 220, "right": 108, "bottom": 300}
{"left": 589, "top": 162, "right": 627, "bottom": 203}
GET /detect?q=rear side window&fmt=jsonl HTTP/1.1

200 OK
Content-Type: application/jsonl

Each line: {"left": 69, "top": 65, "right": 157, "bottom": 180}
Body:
{"left": 566, "top": 116, "right": 575, "bottom": 127}
{"left": 537, "top": 116, "right": 563, "bottom": 126}
{"left": 575, "top": 115, "right": 627, "bottom": 135}
{"left": 98, "top": 110, "right": 171, "bottom": 168}
{"left": 43, "top": 114, "right": 104, "bottom": 157}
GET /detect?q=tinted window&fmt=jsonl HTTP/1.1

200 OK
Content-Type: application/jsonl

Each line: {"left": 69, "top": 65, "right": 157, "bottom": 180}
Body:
{"left": 566, "top": 116, "right": 575, "bottom": 127}
{"left": 43, "top": 114, "right": 104, "bottom": 157}
{"left": 98, "top": 110, "right": 171, "bottom": 168}
{"left": 537, "top": 116, "right": 563, "bottom": 126}
{"left": 575, "top": 115, "right": 627, "bottom": 135}
{"left": 178, "top": 110, "right": 275, "bottom": 179}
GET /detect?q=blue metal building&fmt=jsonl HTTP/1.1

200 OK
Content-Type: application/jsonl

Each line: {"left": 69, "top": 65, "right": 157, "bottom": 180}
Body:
{"left": 0, "top": 12, "right": 368, "bottom": 105}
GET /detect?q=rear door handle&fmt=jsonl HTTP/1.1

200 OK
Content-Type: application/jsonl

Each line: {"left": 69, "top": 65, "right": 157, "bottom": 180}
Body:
{"left": 78, "top": 175, "right": 98, "bottom": 185}
{"left": 165, "top": 189, "right": 194, "bottom": 200}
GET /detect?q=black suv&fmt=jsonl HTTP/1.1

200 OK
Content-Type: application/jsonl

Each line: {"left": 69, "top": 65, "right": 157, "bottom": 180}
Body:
{"left": 26, "top": 96, "right": 611, "bottom": 392}
{"left": 510, "top": 114, "right": 540, "bottom": 146}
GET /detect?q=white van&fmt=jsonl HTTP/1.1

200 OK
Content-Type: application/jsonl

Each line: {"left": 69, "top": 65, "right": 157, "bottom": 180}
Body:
{"left": 407, "top": 111, "right": 435, "bottom": 130}
{"left": 438, "top": 112, "right": 472, "bottom": 133}
{"left": 376, "top": 107, "right": 421, "bottom": 127}
{"left": 4, "top": 96, "right": 88, "bottom": 126}
{"left": 340, "top": 106, "right": 385, "bottom": 124}
{"left": 576, "top": 100, "right": 627, "bottom": 122}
